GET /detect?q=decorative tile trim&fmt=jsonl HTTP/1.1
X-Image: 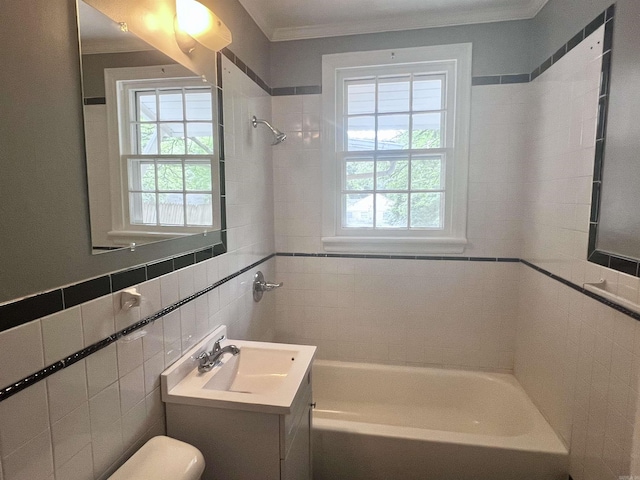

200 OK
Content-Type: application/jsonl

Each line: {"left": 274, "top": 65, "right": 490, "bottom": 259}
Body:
{"left": 0, "top": 253, "right": 276, "bottom": 403}
{"left": 0, "top": 245, "right": 225, "bottom": 333}
{"left": 471, "top": 74, "right": 530, "bottom": 86}
{"left": 272, "top": 86, "right": 322, "bottom": 96}
{"left": 83, "top": 97, "right": 106, "bottom": 105}
{"left": 276, "top": 252, "right": 520, "bottom": 262}
{"left": 531, "top": 5, "right": 613, "bottom": 82}
{"left": 278, "top": 253, "right": 640, "bottom": 322}
{"left": 221, "top": 47, "right": 272, "bottom": 95}
{"left": 521, "top": 259, "right": 640, "bottom": 322}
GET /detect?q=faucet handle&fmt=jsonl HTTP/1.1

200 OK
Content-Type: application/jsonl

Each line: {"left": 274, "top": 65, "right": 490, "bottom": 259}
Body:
{"left": 213, "top": 335, "right": 226, "bottom": 349}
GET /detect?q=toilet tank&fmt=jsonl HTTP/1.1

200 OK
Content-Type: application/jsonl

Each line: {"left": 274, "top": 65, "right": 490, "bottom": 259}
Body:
{"left": 108, "top": 436, "right": 205, "bottom": 480}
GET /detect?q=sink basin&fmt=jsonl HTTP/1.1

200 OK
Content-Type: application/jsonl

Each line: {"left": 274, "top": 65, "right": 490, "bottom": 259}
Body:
{"left": 161, "top": 326, "right": 316, "bottom": 414}
{"left": 203, "top": 347, "right": 297, "bottom": 394}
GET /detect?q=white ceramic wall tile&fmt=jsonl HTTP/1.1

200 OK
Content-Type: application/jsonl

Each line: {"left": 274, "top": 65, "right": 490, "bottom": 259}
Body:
{"left": 0, "top": 382, "right": 49, "bottom": 457}
{"left": 89, "top": 383, "right": 123, "bottom": 477}
{"left": 41, "top": 307, "right": 83, "bottom": 364}
{"left": 46, "top": 360, "right": 88, "bottom": 423}
{"left": 160, "top": 273, "right": 180, "bottom": 308}
{"left": 86, "top": 344, "right": 118, "bottom": 398}
{"left": 80, "top": 295, "right": 115, "bottom": 347}
{"left": 141, "top": 317, "right": 164, "bottom": 362}
{"left": 0, "top": 321, "right": 44, "bottom": 388}
{"left": 275, "top": 256, "right": 518, "bottom": 370}
{"left": 118, "top": 365, "right": 145, "bottom": 415}
{"left": 116, "top": 337, "right": 143, "bottom": 378}
{"left": 51, "top": 403, "right": 91, "bottom": 469}
{"left": 143, "top": 351, "right": 164, "bottom": 395}
{"left": 178, "top": 266, "right": 195, "bottom": 298}
{"left": 1, "top": 429, "right": 53, "bottom": 480}
{"left": 54, "top": 444, "right": 93, "bottom": 480}
{"left": 179, "top": 301, "right": 197, "bottom": 351}
{"left": 137, "top": 279, "right": 161, "bottom": 319}
{"left": 121, "top": 400, "right": 146, "bottom": 448}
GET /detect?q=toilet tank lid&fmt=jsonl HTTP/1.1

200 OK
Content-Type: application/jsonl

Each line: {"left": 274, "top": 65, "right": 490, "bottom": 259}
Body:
{"left": 108, "top": 436, "right": 205, "bottom": 480}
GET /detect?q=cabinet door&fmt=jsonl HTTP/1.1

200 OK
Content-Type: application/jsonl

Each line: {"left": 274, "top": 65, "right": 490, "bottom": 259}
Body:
{"left": 281, "top": 404, "right": 311, "bottom": 480}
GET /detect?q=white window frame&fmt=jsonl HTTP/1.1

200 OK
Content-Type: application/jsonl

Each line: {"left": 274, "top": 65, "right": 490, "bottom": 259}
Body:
{"left": 104, "top": 64, "right": 220, "bottom": 244}
{"left": 321, "top": 44, "right": 472, "bottom": 254}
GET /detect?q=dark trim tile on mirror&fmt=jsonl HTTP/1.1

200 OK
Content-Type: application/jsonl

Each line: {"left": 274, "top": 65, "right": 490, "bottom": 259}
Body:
{"left": 586, "top": 12, "right": 631, "bottom": 277}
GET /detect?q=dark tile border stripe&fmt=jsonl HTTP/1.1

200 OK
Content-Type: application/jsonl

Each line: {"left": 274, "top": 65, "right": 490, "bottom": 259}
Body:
{"left": 83, "top": 97, "right": 106, "bottom": 105}
{"left": 521, "top": 259, "right": 640, "bottom": 322}
{"left": 0, "top": 245, "right": 222, "bottom": 333}
{"left": 275, "top": 252, "right": 520, "bottom": 262}
{"left": 221, "top": 6, "right": 612, "bottom": 98}
{"left": 2, "top": 251, "right": 639, "bottom": 404}
{"left": 529, "top": 6, "right": 612, "bottom": 82}
{"left": 0, "top": 253, "right": 276, "bottom": 403}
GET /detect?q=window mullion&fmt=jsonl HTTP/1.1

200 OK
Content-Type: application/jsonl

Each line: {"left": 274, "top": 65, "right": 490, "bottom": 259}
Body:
{"left": 154, "top": 158, "right": 160, "bottom": 226}
{"left": 373, "top": 77, "right": 379, "bottom": 229}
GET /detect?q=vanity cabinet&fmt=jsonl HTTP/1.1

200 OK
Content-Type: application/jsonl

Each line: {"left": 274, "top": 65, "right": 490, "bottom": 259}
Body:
{"left": 166, "top": 369, "right": 313, "bottom": 480}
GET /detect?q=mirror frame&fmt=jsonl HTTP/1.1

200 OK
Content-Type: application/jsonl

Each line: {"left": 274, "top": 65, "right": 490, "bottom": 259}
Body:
{"left": 587, "top": 15, "right": 640, "bottom": 277}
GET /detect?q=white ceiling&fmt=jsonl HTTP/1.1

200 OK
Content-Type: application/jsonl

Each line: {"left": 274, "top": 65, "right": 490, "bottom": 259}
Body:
{"left": 237, "top": 0, "right": 549, "bottom": 42}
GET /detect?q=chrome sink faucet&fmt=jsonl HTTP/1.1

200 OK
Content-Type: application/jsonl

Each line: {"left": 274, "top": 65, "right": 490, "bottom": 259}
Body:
{"left": 197, "top": 335, "right": 240, "bottom": 372}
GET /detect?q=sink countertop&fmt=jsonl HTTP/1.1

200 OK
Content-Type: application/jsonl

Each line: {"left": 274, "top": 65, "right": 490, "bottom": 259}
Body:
{"left": 161, "top": 326, "right": 316, "bottom": 415}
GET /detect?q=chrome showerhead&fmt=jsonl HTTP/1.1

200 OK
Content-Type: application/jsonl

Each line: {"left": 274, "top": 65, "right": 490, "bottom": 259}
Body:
{"left": 252, "top": 116, "right": 287, "bottom": 145}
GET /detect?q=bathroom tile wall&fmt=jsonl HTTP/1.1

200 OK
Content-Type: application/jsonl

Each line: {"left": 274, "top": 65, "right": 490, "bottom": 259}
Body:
{"left": 0, "top": 57, "right": 276, "bottom": 480}
{"left": 514, "top": 25, "right": 640, "bottom": 480}
{"left": 270, "top": 71, "right": 528, "bottom": 370}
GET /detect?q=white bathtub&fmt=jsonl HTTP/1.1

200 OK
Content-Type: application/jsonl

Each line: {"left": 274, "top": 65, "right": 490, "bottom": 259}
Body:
{"left": 312, "top": 360, "right": 568, "bottom": 480}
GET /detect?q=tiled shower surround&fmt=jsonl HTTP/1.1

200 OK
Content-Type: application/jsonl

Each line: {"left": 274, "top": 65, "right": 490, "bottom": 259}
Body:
{"left": 1, "top": 11, "right": 639, "bottom": 480}
{"left": 271, "top": 21, "right": 640, "bottom": 480}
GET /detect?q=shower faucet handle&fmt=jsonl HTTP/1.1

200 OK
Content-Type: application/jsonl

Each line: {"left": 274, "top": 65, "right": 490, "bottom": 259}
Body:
{"left": 253, "top": 271, "right": 283, "bottom": 302}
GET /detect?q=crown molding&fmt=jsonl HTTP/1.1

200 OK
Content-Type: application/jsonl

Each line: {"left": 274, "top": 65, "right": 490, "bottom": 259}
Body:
{"left": 239, "top": 0, "right": 549, "bottom": 42}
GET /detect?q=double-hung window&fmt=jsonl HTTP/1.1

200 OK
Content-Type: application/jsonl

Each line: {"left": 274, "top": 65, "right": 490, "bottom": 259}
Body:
{"left": 105, "top": 65, "right": 220, "bottom": 242}
{"left": 322, "top": 45, "right": 471, "bottom": 254}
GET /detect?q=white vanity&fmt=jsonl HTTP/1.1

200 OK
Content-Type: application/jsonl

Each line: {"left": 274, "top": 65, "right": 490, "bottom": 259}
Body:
{"left": 161, "top": 326, "right": 316, "bottom": 480}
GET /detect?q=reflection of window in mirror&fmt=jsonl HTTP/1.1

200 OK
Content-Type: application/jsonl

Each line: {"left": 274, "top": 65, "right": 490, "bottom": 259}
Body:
{"left": 103, "top": 65, "right": 221, "bottom": 245}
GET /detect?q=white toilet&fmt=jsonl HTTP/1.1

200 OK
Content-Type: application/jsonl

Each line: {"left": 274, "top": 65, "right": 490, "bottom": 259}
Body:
{"left": 108, "top": 436, "right": 205, "bottom": 480}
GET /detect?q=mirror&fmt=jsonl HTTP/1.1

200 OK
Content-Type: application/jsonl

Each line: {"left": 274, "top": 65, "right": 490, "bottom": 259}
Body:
{"left": 78, "top": 1, "right": 222, "bottom": 254}
{"left": 587, "top": 17, "right": 640, "bottom": 276}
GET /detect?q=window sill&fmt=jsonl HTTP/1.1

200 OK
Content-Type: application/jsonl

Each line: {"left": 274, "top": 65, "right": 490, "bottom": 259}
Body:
{"left": 321, "top": 236, "right": 468, "bottom": 254}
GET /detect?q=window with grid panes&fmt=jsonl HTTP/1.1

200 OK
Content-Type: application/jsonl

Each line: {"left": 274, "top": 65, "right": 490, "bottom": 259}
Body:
{"left": 322, "top": 45, "right": 471, "bottom": 253}
{"left": 122, "top": 80, "right": 216, "bottom": 229}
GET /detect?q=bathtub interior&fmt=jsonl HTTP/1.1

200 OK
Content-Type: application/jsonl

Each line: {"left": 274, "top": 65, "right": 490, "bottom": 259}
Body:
{"left": 312, "top": 361, "right": 536, "bottom": 437}
{"left": 311, "top": 360, "right": 569, "bottom": 480}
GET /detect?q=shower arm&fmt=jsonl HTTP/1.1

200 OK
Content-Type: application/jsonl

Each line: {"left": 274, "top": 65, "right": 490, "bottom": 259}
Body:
{"left": 251, "top": 116, "right": 287, "bottom": 145}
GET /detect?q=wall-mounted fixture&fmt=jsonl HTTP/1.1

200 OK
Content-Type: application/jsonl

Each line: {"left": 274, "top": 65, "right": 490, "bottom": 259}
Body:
{"left": 174, "top": 0, "right": 232, "bottom": 54}
{"left": 253, "top": 271, "right": 283, "bottom": 302}
{"left": 251, "top": 116, "right": 287, "bottom": 145}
